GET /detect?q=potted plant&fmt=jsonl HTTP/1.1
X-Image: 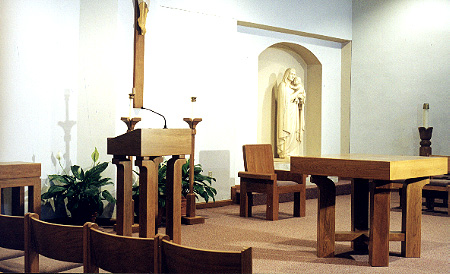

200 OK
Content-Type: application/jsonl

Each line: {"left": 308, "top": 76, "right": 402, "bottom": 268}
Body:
{"left": 41, "top": 148, "right": 116, "bottom": 225}
{"left": 132, "top": 158, "right": 216, "bottom": 218}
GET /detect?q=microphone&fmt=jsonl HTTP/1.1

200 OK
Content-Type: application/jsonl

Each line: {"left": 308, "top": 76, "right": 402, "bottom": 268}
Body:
{"left": 141, "top": 107, "right": 168, "bottom": 129}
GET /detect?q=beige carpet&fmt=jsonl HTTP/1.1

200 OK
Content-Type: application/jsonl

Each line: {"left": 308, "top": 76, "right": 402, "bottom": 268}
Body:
{"left": 174, "top": 194, "right": 449, "bottom": 273}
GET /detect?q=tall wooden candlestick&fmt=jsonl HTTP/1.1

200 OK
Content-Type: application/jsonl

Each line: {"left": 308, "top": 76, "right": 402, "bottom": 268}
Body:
{"left": 418, "top": 127, "right": 433, "bottom": 156}
{"left": 182, "top": 118, "right": 205, "bottom": 225}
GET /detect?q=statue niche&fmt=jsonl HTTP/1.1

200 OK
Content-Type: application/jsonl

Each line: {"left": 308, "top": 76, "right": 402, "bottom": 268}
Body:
{"left": 275, "top": 68, "right": 306, "bottom": 158}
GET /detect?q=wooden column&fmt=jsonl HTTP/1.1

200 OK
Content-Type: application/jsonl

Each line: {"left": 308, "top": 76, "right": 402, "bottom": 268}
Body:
{"left": 165, "top": 156, "right": 186, "bottom": 244}
{"left": 112, "top": 156, "right": 133, "bottom": 236}
{"left": 182, "top": 118, "right": 205, "bottom": 225}
{"left": 135, "top": 157, "right": 159, "bottom": 238}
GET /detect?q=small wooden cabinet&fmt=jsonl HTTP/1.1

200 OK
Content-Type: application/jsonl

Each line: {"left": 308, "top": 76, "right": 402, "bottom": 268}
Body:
{"left": 0, "top": 162, "right": 41, "bottom": 216}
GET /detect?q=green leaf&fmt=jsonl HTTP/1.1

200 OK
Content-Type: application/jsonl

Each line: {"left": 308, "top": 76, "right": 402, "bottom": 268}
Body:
{"left": 66, "top": 188, "right": 76, "bottom": 197}
{"left": 62, "top": 175, "right": 76, "bottom": 184}
{"left": 93, "top": 177, "right": 113, "bottom": 187}
{"left": 102, "top": 190, "right": 116, "bottom": 204}
{"left": 71, "top": 165, "right": 84, "bottom": 180}
{"left": 41, "top": 185, "right": 67, "bottom": 199}
{"left": 91, "top": 147, "right": 99, "bottom": 163}
{"left": 49, "top": 175, "right": 70, "bottom": 185}
{"left": 88, "top": 162, "right": 109, "bottom": 178}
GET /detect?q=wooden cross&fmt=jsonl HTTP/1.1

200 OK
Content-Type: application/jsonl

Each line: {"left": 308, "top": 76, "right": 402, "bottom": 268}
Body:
{"left": 133, "top": 0, "right": 148, "bottom": 108}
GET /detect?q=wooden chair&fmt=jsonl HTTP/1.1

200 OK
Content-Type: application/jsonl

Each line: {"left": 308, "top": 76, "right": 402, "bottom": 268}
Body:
{"left": 423, "top": 155, "right": 450, "bottom": 214}
{"left": 160, "top": 238, "right": 252, "bottom": 274}
{"left": 24, "top": 213, "right": 85, "bottom": 273}
{"left": 0, "top": 214, "right": 24, "bottom": 252}
{"left": 83, "top": 222, "right": 161, "bottom": 273}
{"left": 0, "top": 214, "right": 25, "bottom": 273}
{"left": 239, "top": 144, "right": 306, "bottom": 220}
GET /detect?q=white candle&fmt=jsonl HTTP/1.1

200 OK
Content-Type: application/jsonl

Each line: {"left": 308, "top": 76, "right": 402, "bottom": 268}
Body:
{"left": 129, "top": 88, "right": 135, "bottom": 118}
{"left": 191, "top": 96, "right": 197, "bottom": 119}
{"left": 422, "top": 103, "right": 429, "bottom": 128}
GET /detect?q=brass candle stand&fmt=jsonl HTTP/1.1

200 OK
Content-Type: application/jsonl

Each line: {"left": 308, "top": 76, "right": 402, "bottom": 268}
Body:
{"left": 121, "top": 117, "right": 141, "bottom": 132}
{"left": 182, "top": 117, "right": 205, "bottom": 225}
{"left": 121, "top": 91, "right": 141, "bottom": 132}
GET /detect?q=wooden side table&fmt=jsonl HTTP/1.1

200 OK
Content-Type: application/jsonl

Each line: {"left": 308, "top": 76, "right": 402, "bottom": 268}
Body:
{"left": 0, "top": 162, "right": 41, "bottom": 216}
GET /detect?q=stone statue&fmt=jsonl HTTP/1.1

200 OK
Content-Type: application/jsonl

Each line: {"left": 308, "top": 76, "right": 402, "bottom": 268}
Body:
{"left": 276, "top": 68, "right": 306, "bottom": 158}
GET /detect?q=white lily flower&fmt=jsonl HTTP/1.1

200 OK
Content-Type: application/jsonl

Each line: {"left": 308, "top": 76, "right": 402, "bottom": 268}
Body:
{"left": 56, "top": 151, "right": 63, "bottom": 161}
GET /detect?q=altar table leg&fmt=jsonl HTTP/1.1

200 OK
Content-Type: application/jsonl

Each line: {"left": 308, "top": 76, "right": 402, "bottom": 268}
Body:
{"left": 113, "top": 157, "right": 133, "bottom": 236}
{"left": 311, "top": 175, "right": 336, "bottom": 258}
{"left": 369, "top": 180, "right": 392, "bottom": 267}
{"left": 351, "top": 178, "right": 369, "bottom": 252}
{"left": 165, "top": 156, "right": 186, "bottom": 244}
{"left": 135, "top": 157, "right": 159, "bottom": 238}
{"left": 401, "top": 177, "right": 428, "bottom": 257}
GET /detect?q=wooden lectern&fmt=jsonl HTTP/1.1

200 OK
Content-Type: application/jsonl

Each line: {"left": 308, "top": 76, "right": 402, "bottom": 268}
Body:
{"left": 107, "top": 128, "right": 191, "bottom": 244}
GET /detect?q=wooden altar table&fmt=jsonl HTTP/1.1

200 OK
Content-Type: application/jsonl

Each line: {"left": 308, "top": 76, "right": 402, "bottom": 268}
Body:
{"left": 290, "top": 154, "right": 447, "bottom": 267}
{"left": 0, "top": 162, "right": 41, "bottom": 216}
{"left": 108, "top": 128, "right": 191, "bottom": 244}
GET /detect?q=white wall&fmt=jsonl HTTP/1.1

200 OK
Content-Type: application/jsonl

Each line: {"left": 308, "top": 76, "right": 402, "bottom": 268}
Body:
{"left": 158, "top": 0, "right": 353, "bottom": 40}
{"left": 0, "top": 0, "right": 80, "bottom": 215}
{"left": 0, "top": 0, "right": 80, "bottom": 177}
{"left": 351, "top": 0, "right": 450, "bottom": 155}
{"left": 235, "top": 0, "right": 352, "bottom": 40}
{"left": 78, "top": 0, "right": 120, "bottom": 189}
{"left": 1, "top": 0, "right": 352, "bottom": 208}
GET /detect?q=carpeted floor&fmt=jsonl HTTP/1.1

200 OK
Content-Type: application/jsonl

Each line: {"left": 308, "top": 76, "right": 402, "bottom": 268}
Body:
{"left": 1, "top": 193, "right": 448, "bottom": 273}
{"left": 175, "top": 194, "right": 449, "bottom": 273}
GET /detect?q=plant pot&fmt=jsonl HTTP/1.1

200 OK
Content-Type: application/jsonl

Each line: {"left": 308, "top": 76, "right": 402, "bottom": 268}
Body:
{"left": 69, "top": 202, "right": 99, "bottom": 225}
{"left": 70, "top": 210, "right": 98, "bottom": 225}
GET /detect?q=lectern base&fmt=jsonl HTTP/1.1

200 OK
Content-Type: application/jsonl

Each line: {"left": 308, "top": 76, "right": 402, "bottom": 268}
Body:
{"left": 182, "top": 216, "right": 205, "bottom": 225}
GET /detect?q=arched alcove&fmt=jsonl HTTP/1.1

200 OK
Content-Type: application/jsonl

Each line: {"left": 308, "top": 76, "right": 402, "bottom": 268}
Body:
{"left": 257, "top": 42, "right": 322, "bottom": 158}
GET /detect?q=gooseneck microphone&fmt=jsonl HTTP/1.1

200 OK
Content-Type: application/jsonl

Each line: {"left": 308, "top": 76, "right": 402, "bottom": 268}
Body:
{"left": 140, "top": 107, "right": 167, "bottom": 129}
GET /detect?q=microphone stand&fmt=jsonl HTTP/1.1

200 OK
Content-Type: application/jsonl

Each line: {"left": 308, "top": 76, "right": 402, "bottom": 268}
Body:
{"left": 141, "top": 107, "right": 167, "bottom": 129}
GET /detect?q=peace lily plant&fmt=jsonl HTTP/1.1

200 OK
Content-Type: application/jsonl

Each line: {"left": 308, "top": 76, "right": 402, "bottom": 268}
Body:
{"left": 41, "top": 148, "right": 116, "bottom": 224}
